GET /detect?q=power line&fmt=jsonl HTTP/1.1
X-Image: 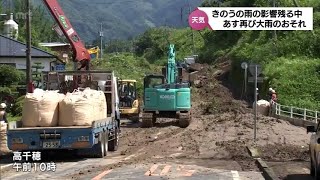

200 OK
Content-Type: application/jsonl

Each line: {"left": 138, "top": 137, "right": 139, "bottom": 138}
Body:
{"left": 26, "top": 0, "right": 32, "bottom": 93}
{"left": 99, "top": 23, "right": 103, "bottom": 58}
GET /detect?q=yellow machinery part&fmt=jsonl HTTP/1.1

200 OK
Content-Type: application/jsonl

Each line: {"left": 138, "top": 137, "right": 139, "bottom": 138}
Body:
{"left": 120, "top": 100, "right": 139, "bottom": 115}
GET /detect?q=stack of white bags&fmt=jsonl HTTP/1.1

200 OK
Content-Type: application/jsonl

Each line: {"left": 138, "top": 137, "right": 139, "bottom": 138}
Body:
{"left": 21, "top": 88, "right": 107, "bottom": 127}
{"left": 0, "top": 121, "right": 9, "bottom": 155}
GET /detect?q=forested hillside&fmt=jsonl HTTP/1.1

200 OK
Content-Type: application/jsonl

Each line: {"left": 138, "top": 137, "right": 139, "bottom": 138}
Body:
{"left": 102, "top": 0, "right": 320, "bottom": 110}
{"left": 1, "top": 0, "right": 201, "bottom": 43}
{"left": 28, "top": 0, "right": 202, "bottom": 43}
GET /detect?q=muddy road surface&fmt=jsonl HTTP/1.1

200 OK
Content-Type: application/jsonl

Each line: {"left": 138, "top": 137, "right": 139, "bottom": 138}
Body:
{"left": 0, "top": 120, "right": 264, "bottom": 180}
{"left": 268, "top": 161, "right": 312, "bottom": 180}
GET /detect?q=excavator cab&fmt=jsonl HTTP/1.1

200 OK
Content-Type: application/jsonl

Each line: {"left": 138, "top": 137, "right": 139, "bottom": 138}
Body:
{"left": 118, "top": 80, "right": 140, "bottom": 121}
{"left": 144, "top": 75, "right": 165, "bottom": 88}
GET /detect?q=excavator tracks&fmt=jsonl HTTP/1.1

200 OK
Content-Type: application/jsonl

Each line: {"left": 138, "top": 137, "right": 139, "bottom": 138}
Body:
{"left": 141, "top": 112, "right": 155, "bottom": 128}
{"left": 141, "top": 111, "right": 191, "bottom": 128}
{"left": 178, "top": 111, "right": 191, "bottom": 128}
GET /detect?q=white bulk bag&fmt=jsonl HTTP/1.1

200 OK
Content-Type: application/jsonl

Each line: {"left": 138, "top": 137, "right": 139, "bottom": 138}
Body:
{"left": 59, "top": 88, "right": 106, "bottom": 126}
{"left": 22, "top": 90, "right": 65, "bottom": 127}
{"left": 0, "top": 122, "right": 10, "bottom": 155}
{"left": 253, "top": 100, "right": 270, "bottom": 116}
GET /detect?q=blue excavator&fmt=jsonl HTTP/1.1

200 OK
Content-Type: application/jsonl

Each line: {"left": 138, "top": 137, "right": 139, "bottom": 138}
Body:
{"left": 141, "top": 44, "right": 191, "bottom": 128}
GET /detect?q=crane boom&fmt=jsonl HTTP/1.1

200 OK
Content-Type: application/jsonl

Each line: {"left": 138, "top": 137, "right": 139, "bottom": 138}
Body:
{"left": 43, "top": 0, "right": 91, "bottom": 70}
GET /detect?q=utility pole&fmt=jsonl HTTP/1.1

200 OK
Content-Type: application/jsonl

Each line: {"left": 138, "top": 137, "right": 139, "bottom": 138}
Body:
{"left": 99, "top": 23, "right": 103, "bottom": 59}
{"left": 188, "top": 2, "right": 195, "bottom": 56}
{"left": 26, "top": 0, "right": 33, "bottom": 93}
{"left": 244, "top": 66, "right": 247, "bottom": 94}
{"left": 254, "top": 65, "right": 258, "bottom": 142}
{"left": 273, "top": 0, "right": 277, "bottom": 40}
{"left": 248, "top": 63, "right": 262, "bottom": 142}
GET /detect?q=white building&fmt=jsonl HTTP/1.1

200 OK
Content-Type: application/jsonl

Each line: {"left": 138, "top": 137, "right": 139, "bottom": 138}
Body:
{"left": 0, "top": 34, "right": 62, "bottom": 71}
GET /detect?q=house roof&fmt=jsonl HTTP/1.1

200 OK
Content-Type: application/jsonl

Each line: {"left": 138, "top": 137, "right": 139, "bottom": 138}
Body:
{"left": 0, "top": 34, "right": 57, "bottom": 58}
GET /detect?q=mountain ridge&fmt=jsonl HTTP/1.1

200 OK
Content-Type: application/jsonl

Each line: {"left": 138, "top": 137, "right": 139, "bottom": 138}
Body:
{"left": 31, "top": 0, "right": 202, "bottom": 42}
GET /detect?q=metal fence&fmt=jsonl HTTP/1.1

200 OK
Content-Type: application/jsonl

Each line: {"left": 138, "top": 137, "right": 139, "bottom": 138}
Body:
{"left": 272, "top": 102, "right": 319, "bottom": 124}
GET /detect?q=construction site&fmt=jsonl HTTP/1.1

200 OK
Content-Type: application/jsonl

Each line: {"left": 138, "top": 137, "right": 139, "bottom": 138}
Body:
{"left": 0, "top": 62, "right": 312, "bottom": 180}
{"left": 0, "top": 0, "right": 317, "bottom": 180}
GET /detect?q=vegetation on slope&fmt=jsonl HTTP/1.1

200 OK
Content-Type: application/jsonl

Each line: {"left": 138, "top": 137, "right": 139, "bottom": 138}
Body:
{"left": 105, "top": 0, "right": 320, "bottom": 110}
{"left": 134, "top": 27, "right": 204, "bottom": 64}
{"left": 264, "top": 57, "right": 320, "bottom": 109}
{"left": 91, "top": 53, "right": 157, "bottom": 96}
{"left": 195, "top": 0, "right": 320, "bottom": 110}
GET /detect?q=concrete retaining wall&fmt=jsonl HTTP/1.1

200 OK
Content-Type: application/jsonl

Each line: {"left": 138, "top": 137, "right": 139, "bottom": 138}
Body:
{"left": 273, "top": 114, "right": 317, "bottom": 127}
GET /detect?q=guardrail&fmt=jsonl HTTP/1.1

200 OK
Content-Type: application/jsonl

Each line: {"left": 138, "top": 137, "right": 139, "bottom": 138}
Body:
{"left": 272, "top": 101, "right": 318, "bottom": 124}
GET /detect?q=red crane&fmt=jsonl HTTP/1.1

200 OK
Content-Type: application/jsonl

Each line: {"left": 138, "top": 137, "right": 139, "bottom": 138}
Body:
{"left": 43, "top": 0, "right": 91, "bottom": 70}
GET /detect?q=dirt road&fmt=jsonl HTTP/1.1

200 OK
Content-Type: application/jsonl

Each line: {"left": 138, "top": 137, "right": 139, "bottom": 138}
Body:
{"left": 0, "top": 120, "right": 265, "bottom": 180}
{"left": 1, "top": 156, "right": 264, "bottom": 180}
{"left": 0, "top": 64, "right": 312, "bottom": 179}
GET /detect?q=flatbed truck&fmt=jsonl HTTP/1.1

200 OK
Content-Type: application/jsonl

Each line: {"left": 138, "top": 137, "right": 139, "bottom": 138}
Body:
{"left": 7, "top": 71, "right": 120, "bottom": 158}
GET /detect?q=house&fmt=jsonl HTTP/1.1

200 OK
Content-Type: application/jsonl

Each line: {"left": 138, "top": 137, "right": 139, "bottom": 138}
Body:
{"left": 0, "top": 34, "right": 63, "bottom": 71}
{"left": 39, "top": 42, "right": 71, "bottom": 63}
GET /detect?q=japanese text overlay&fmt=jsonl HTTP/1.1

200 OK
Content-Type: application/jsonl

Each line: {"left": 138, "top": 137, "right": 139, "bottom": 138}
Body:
{"left": 12, "top": 151, "right": 56, "bottom": 172}
{"left": 189, "top": 7, "right": 313, "bottom": 30}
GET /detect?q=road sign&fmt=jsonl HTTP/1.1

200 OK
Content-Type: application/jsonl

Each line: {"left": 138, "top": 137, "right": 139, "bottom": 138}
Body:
{"left": 248, "top": 64, "right": 262, "bottom": 76}
{"left": 248, "top": 77, "right": 263, "bottom": 83}
{"left": 55, "top": 64, "right": 65, "bottom": 71}
{"left": 241, "top": 62, "right": 248, "bottom": 69}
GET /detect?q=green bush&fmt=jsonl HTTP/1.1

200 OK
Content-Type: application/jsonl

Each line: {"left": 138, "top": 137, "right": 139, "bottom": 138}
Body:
{"left": 92, "top": 53, "right": 158, "bottom": 97}
{"left": 11, "top": 95, "right": 25, "bottom": 117}
{"left": 0, "top": 64, "right": 24, "bottom": 87}
{"left": 264, "top": 57, "right": 320, "bottom": 110}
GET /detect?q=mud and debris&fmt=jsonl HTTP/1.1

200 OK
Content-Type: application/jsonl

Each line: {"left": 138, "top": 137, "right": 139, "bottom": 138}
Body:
{"left": 1, "top": 63, "right": 310, "bottom": 180}
{"left": 116, "top": 63, "right": 311, "bottom": 168}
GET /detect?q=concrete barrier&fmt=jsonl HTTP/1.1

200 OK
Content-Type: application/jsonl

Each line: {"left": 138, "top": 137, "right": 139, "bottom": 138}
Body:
{"left": 247, "top": 146, "right": 280, "bottom": 180}
{"left": 255, "top": 158, "right": 280, "bottom": 180}
{"left": 274, "top": 114, "right": 317, "bottom": 128}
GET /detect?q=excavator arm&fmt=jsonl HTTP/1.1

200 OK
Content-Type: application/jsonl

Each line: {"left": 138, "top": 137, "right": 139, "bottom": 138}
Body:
{"left": 166, "top": 44, "right": 177, "bottom": 84}
{"left": 43, "top": 0, "right": 91, "bottom": 70}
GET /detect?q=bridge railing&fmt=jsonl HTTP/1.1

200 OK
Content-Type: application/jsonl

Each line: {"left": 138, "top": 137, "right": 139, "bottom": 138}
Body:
{"left": 271, "top": 101, "right": 319, "bottom": 124}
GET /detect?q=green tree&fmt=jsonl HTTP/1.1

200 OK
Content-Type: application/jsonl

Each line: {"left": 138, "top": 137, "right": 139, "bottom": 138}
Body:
{"left": 0, "top": 65, "right": 23, "bottom": 87}
{"left": 0, "top": 65, "right": 24, "bottom": 103}
{"left": 104, "top": 39, "right": 133, "bottom": 53}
